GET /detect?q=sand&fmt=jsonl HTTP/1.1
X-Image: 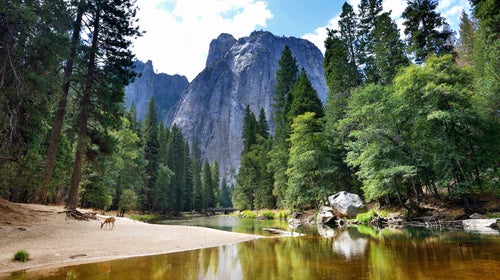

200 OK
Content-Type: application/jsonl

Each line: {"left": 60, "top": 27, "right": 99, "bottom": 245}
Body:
{"left": 0, "top": 199, "right": 259, "bottom": 276}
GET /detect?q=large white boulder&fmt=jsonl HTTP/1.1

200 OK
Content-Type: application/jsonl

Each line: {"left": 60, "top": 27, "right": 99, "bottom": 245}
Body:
{"left": 328, "top": 191, "right": 367, "bottom": 218}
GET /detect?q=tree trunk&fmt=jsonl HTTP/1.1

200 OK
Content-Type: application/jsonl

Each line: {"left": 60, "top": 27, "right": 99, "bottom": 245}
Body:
{"left": 66, "top": 10, "right": 100, "bottom": 210}
{"left": 37, "top": 1, "right": 85, "bottom": 204}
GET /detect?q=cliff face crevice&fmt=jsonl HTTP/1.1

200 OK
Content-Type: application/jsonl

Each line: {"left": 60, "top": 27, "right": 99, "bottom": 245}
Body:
{"left": 166, "top": 31, "right": 327, "bottom": 182}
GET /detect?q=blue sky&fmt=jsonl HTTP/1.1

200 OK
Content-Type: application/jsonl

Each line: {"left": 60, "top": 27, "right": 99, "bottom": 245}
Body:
{"left": 132, "top": 0, "right": 472, "bottom": 81}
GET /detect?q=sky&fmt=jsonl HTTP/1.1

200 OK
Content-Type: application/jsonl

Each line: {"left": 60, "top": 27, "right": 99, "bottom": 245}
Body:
{"left": 132, "top": 0, "right": 472, "bottom": 81}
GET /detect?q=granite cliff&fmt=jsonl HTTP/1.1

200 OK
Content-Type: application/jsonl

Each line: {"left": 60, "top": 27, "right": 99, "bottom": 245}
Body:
{"left": 167, "top": 31, "right": 327, "bottom": 182}
{"left": 125, "top": 60, "right": 189, "bottom": 120}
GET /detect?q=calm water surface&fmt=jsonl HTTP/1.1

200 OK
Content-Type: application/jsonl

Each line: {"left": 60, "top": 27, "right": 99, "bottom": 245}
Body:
{"left": 8, "top": 216, "right": 500, "bottom": 280}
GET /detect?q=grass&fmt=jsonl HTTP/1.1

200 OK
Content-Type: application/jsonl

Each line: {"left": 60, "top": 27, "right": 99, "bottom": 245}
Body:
{"left": 356, "top": 210, "right": 378, "bottom": 224}
{"left": 14, "top": 250, "right": 29, "bottom": 262}
{"left": 130, "top": 213, "right": 164, "bottom": 223}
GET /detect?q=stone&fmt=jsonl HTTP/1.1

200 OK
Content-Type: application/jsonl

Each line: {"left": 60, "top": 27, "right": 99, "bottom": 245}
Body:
{"left": 317, "top": 206, "right": 335, "bottom": 224}
{"left": 328, "top": 191, "right": 367, "bottom": 218}
{"left": 462, "top": 218, "right": 499, "bottom": 229}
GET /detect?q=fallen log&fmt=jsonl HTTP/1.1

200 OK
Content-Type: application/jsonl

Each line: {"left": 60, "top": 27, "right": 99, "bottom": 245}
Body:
{"left": 263, "top": 228, "right": 305, "bottom": 236}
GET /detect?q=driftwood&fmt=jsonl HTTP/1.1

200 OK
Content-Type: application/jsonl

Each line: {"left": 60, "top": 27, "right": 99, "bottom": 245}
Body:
{"left": 60, "top": 209, "right": 98, "bottom": 221}
{"left": 263, "top": 228, "right": 305, "bottom": 236}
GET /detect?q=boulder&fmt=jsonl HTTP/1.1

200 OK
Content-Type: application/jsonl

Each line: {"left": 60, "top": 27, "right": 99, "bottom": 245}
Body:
{"left": 462, "top": 218, "right": 499, "bottom": 229}
{"left": 328, "top": 191, "right": 367, "bottom": 218}
{"left": 317, "top": 206, "right": 335, "bottom": 224}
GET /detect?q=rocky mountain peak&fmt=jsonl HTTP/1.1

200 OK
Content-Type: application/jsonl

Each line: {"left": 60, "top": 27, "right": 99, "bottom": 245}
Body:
{"left": 167, "top": 31, "right": 327, "bottom": 182}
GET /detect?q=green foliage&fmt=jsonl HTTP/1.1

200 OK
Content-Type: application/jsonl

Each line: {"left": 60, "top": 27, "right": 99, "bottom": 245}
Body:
{"left": 14, "top": 250, "right": 30, "bottom": 262}
{"left": 117, "top": 189, "right": 137, "bottom": 217}
{"left": 356, "top": 210, "right": 378, "bottom": 224}
{"left": 402, "top": 0, "right": 454, "bottom": 63}
{"left": 129, "top": 214, "right": 163, "bottom": 223}
{"left": 238, "top": 210, "right": 258, "bottom": 219}
{"left": 285, "top": 112, "right": 326, "bottom": 210}
{"left": 259, "top": 209, "right": 277, "bottom": 220}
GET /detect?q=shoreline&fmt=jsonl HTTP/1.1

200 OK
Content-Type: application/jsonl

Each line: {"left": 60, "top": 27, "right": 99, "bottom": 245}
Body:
{"left": 0, "top": 200, "right": 260, "bottom": 276}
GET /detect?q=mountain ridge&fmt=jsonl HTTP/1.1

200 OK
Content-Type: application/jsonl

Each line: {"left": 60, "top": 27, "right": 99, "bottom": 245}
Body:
{"left": 166, "top": 31, "right": 327, "bottom": 182}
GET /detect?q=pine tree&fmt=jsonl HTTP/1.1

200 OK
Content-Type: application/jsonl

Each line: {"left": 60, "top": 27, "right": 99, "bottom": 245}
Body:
{"left": 201, "top": 160, "right": 215, "bottom": 210}
{"left": 287, "top": 69, "right": 324, "bottom": 122}
{"left": 191, "top": 139, "right": 203, "bottom": 211}
{"left": 0, "top": 0, "right": 71, "bottom": 200}
{"left": 402, "top": 0, "right": 454, "bottom": 63}
{"left": 373, "top": 12, "right": 409, "bottom": 84}
{"left": 66, "top": 0, "right": 141, "bottom": 210}
{"left": 141, "top": 98, "right": 159, "bottom": 211}
{"left": 456, "top": 10, "right": 477, "bottom": 67}
{"left": 357, "top": 0, "right": 384, "bottom": 83}
{"left": 269, "top": 46, "right": 299, "bottom": 207}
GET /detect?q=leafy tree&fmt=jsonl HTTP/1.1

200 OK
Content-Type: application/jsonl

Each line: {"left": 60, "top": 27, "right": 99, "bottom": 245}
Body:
{"left": 286, "top": 112, "right": 326, "bottom": 210}
{"left": 402, "top": 0, "right": 454, "bottom": 63}
{"left": 118, "top": 189, "right": 137, "bottom": 217}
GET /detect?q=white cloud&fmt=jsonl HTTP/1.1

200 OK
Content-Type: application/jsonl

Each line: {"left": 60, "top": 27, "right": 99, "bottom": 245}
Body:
{"left": 132, "top": 0, "right": 273, "bottom": 81}
{"left": 301, "top": 0, "right": 470, "bottom": 54}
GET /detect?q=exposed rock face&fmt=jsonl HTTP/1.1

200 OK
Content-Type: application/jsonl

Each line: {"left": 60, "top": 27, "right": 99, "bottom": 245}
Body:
{"left": 328, "top": 191, "right": 367, "bottom": 218}
{"left": 125, "top": 60, "right": 189, "bottom": 120}
{"left": 167, "top": 31, "right": 328, "bottom": 181}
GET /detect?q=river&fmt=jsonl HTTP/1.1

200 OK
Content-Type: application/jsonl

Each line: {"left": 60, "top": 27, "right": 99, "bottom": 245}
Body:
{"left": 8, "top": 216, "right": 500, "bottom": 279}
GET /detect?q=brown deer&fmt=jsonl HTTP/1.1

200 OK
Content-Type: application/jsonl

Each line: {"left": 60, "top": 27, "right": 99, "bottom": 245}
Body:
{"left": 100, "top": 217, "right": 116, "bottom": 230}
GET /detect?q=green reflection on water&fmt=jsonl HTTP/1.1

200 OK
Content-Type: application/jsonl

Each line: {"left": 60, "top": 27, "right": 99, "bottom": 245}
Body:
{"left": 8, "top": 218, "right": 500, "bottom": 280}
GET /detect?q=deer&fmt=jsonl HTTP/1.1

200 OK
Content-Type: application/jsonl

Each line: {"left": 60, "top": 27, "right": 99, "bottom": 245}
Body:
{"left": 100, "top": 216, "right": 116, "bottom": 230}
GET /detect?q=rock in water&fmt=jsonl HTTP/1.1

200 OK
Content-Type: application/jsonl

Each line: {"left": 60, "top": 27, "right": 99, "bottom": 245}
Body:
{"left": 328, "top": 191, "right": 367, "bottom": 218}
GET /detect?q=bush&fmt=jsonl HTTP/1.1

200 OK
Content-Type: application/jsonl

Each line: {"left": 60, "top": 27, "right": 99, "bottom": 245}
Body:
{"left": 239, "top": 210, "right": 257, "bottom": 219}
{"left": 275, "top": 209, "right": 290, "bottom": 220}
{"left": 259, "top": 209, "right": 276, "bottom": 219}
{"left": 14, "top": 250, "right": 29, "bottom": 262}
{"left": 356, "top": 210, "right": 378, "bottom": 224}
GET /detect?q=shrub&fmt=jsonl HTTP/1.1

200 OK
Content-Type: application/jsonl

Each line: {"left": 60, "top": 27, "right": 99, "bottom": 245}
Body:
{"left": 14, "top": 250, "right": 29, "bottom": 262}
{"left": 239, "top": 210, "right": 257, "bottom": 219}
{"left": 275, "top": 209, "right": 290, "bottom": 220}
{"left": 259, "top": 210, "right": 276, "bottom": 220}
{"left": 356, "top": 210, "right": 378, "bottom": 224}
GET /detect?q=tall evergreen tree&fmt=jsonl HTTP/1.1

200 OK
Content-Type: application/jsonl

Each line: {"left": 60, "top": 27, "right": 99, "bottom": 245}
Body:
{"left": 402, "top": 0, "right": 454, "bottom": 63}
{"left": 287, "top": 69, "right": 324, "bottom": 122}
{"left": 357, "top": 0, "right": 384, "bottom": 83}
{"left": 373, "top": 12, "right": 409, "bottom": 84}
{"left": 338, "top": 2, "right": 361, "bottom": 86}
{"left": 0, "top": 0, "right": 71, "bottom": 200}
{"left": 141, "top": 97, "right": 159, "bottom": 211}
{"left": 191, "top": 139, "right": 203, "bottom": 211}
{"left": 201, "top": 160, "right": 215, "bottom": 210}
{"left": 456, "top": 10, "right": 477, "bottom": 67}
{"left": 66, "top": 0, "right": 141, "bottom": 210}
{"left": 269, "top": 46, "right": 298, "bottom": 206}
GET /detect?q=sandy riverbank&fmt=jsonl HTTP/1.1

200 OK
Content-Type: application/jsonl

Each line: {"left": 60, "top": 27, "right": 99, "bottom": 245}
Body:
{"left": 0, "top": 199, "right": 260, "bottom": 276}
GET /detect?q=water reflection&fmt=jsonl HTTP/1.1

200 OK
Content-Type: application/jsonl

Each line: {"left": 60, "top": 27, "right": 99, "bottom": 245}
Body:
{"left": 8, "top": 220, "right": 500, "bottom": 280}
